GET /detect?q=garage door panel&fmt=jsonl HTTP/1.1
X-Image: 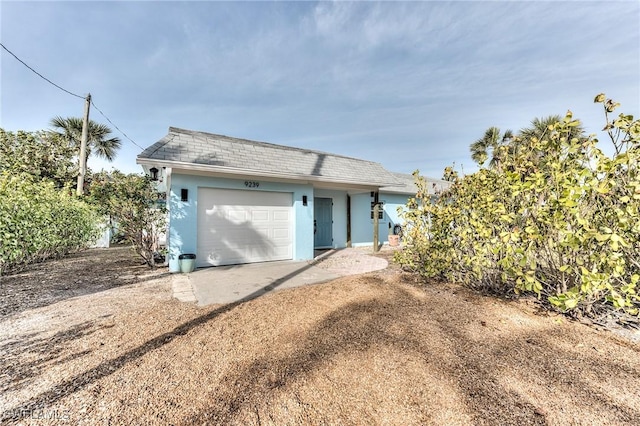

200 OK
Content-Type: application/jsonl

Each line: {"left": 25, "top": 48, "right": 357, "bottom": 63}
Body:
{"left": 254, "top": 227, "right": 270, "bottom": 239}
{"left": 197, "top": 188, "right": 293, "bottom": 267}
{"left": 226, "top": 209, "right": 249, "bottom": 223}
{"left": 198, "top": 238, "right": 281, "bottom": 265}
{"left": 251, "top": 210, "right": 269, "bottom": 221}
{"left": 272, "top": 228, "right": 290, "bottom": 239}
{"left": 272, "top": 247, "right": 291, "bottom": 257}
{"left": 273, "top": 211, "right": 290, "bottom": 222}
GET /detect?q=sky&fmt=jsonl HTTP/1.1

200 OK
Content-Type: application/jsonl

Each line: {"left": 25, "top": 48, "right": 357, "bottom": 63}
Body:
{"left": 1, "top": 1, "right": 639, "bottom": 179}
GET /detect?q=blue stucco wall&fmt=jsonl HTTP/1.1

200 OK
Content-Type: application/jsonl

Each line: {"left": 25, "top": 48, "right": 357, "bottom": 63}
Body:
{"left": 168, "top": 173, "right": 314, "bottom": 272}
{"left": 350, "top": 192, "right": 411, "bottom": 247}
{"left": 382, "top": 193, "right": 412, "bottom": 229}
{"left": 314, "top": 189, "right": 348, "bottom": 249}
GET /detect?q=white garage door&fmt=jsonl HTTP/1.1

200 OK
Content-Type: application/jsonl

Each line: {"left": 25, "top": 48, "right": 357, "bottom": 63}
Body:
{"left": 197, "top": 188, "right": 293, "bottom": 267}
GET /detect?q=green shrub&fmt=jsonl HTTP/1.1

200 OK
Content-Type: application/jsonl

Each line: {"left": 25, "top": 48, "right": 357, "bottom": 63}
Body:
{"left": 88, "top": 171, "right": 166, "bottom": 268}
{"left": 0, "top": 129, "right": 77, "bottom": 188}
{"left": 396, "top": 95, "right": 640, "bottom": 318}
{"left": 0, "top": 173, "right": 99, "bottom": 274}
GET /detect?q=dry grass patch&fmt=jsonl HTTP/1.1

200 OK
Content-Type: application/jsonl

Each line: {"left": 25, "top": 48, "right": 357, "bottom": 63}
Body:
{"left": 1, "top": 248, "right": 639, "bottom": 425}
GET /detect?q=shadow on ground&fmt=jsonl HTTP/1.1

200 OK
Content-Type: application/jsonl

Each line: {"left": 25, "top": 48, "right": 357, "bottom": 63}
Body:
{"left": 0, "top": 250, "right": 341, "bottom": 422}
{"left": 2, "top": 260, "right": 640, "bottom": 425}
{"left": 183, "top": 277, "right": 640, "bottom": 425}
{"left": 0, "top": 246, "right": 169, "bottom": 319}
{"left": 1, "top": 320, "right": 106, "bottom": 395}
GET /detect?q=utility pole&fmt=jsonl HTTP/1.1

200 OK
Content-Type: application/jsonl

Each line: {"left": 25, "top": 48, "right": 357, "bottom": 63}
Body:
{"left": 76, "top": 93, "right": 91, "bottom": 196}
{"left": 372, "top": 191, "right": 380, "bottom": 252}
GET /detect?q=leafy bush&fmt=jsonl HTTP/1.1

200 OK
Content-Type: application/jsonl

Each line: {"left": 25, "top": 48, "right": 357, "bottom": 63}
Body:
{"left": 0, "top": 129, "right": 77, "bottom": 188}
{"left": 396, "top": 95, "right": 640, "bottom": 318}
{"left": 0, "top": 173, "right": 100, "bottom": 275}
{"left": 88, "top": 171, "right": 166, "bottom": 268}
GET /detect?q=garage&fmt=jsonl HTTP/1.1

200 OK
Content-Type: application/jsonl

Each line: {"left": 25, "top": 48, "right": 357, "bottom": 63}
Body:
{"left": 196, "top": 188, "right": 293, "bottom": 267}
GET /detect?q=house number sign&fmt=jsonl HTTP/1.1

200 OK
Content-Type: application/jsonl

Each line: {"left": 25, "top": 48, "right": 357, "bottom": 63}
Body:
{"left": 244, "top": 181, "right": 260, "bottom": 188}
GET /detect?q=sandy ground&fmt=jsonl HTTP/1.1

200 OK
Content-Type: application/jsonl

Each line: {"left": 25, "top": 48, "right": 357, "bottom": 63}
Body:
{"left": 1, "top": 246, "right": 640, "bottom": 425}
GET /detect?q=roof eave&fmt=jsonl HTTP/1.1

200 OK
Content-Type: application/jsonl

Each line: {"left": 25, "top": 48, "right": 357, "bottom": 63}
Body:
{"left": 136, "top": 157, "right": 399, "bottom": 188}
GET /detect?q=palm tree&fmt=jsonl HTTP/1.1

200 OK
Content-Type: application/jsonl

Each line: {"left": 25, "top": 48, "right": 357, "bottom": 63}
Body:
{"left": 470, "top": 126, "right": 513, "bottom": 169}
{"left": 516, "top": 115, "right": 586, "bottom": 167}
{"left": 50, "top": 116, "right": 121, "bottom": 162}
{"left": 518, "top": 115, "right": 585, "bottom": 143}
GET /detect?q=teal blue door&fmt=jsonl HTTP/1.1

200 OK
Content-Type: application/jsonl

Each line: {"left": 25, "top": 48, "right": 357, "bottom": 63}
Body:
{"left": 314, "top": 197, "right": 333, "bottom": 248}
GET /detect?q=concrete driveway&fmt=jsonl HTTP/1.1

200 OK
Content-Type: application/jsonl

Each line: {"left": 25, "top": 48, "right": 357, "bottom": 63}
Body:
{"left": 171, "top": 248, "right": 390, "bottom": 306}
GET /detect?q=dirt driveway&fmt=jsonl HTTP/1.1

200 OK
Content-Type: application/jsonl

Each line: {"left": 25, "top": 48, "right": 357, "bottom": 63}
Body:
{"left": 1, "top": 247, "right": 639, "bottom": 425}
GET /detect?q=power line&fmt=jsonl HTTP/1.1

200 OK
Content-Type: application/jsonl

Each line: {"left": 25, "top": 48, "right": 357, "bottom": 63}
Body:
{"left": 1, "top": 42, "right": 144, "bottom": 151}
{"left": 90, "top": 100, "right": 145, "bottom": 150}
{"left": 0, "top": 42, "right": 84, "bottom": 99}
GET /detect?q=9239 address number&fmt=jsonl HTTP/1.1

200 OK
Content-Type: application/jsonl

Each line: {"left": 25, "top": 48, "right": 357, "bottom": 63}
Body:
{"left": 245, "top": 181, "right": 260, "bottom": 188}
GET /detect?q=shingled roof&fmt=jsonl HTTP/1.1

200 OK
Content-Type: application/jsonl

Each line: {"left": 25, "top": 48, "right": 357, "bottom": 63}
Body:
{"left": 381, "top": 172, "right": 452, "bottom": 195}
{"left": 138, "top": 127, "right": 400, "bottom": 187}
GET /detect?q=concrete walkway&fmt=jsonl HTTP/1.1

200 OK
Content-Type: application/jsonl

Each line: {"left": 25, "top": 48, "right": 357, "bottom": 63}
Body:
{"left": 171, "top": 247, "right": 390, "bottom": 306}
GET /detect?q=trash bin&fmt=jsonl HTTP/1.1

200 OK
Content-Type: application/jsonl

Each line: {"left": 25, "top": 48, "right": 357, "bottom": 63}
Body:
{"left": 178, "top": 253, "right": 196, "bottom": 273}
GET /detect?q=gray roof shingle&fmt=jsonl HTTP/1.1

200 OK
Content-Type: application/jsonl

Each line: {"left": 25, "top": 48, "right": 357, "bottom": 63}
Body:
{"left": 381, "top": 172, "right": 452, "bottom": 195}
{"left": 138, "top": 127, "right": 401, "bottom": 187}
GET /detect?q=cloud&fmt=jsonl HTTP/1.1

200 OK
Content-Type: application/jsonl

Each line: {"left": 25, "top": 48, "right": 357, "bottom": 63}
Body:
{"left": 1, "top": 1, "right": 637, "bottom": 179}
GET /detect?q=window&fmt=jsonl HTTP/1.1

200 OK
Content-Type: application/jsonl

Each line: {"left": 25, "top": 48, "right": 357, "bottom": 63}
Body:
{"left": 370, "top": 201, "right": 384, "bottom": 220}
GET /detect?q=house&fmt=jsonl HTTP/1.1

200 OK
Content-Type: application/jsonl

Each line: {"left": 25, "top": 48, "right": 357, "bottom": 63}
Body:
{"left": 137, "top": 127, "right": 446, "bottom": 272}
{"left": 350, "top": 172, "right": 452, "bottom": 246}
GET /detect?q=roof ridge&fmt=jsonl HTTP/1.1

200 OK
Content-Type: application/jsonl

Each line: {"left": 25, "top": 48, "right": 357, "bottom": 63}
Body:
{"left": 167, "top": 126, "right": 384, "bottom": 166}
{"left": 137, "top": 130, "right": 175, "bottom": 159}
